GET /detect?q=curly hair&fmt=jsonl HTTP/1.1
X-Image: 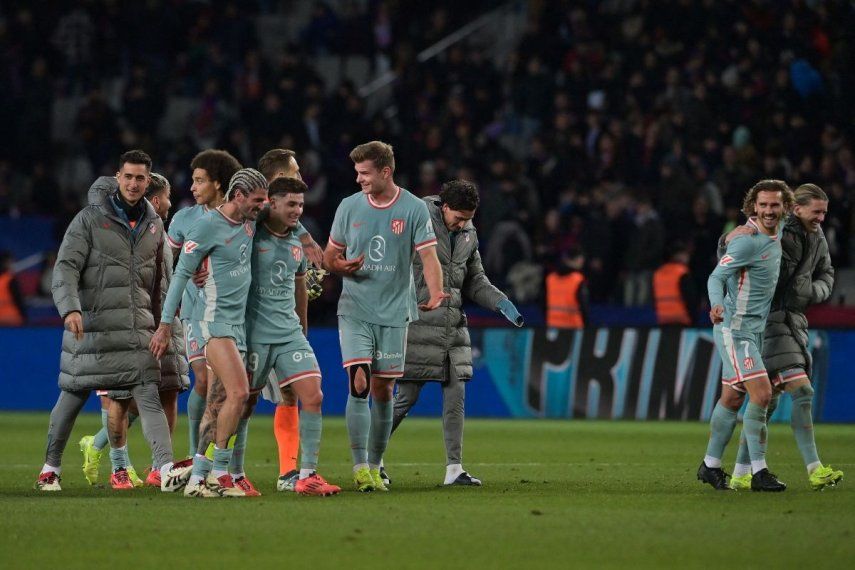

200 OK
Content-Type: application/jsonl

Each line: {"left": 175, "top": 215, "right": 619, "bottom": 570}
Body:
{"left": 741, "top": 179, "right": 794, "bottom": 217}
{"left": 440, "top": 179, "right": 479, "bottom": 211}
{"left": 190, "top": 149, "right": 242, "bottom": 191}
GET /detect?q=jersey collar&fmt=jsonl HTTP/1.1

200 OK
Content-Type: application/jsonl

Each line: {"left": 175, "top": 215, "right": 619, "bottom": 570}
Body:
{"left": 367, "top": 185, "right": 401, "bottom": 209}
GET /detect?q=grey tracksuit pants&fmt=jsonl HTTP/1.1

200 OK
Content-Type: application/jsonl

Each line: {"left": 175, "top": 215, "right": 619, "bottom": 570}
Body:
{"left": 391, "top": 371, "right": 466, "bottom": 465}
{"left": 44, "top": 382, "right": 173, "bottom": 469}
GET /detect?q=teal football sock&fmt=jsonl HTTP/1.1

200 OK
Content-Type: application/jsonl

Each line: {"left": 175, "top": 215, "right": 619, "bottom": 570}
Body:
{"left": 187, "top": 390, "right": 206, "bottom": 457}
{"left": 346, "top": 395, "right": 370, "bottom": 466}
{"left": 299, "top": 410, "right": 322, "bottom": 472}
{"left": 228, "top": 419, "right": 249, "bottom": 475}
{"left": 702, "top": 403, "right": 737, "bottom": 468}
{"left": 109, "top": 446, "right": 130, "bottom": 472}
{"left": 368, "top": 399, "right": 393, "bottom": 467}
{"left": 743, "top": 402, "right": 769, "bottom": 473}
{"left": 212, "top": 446, "right": 234, "bottom": 476}
{"left": 735, "top": 393, "right": 778, "bottom": 470}
{"left": 790, "top": 385, "right": 820, "bottom": 469}
{"left": 92, "top": 408, "right": 109, "bottom": 451}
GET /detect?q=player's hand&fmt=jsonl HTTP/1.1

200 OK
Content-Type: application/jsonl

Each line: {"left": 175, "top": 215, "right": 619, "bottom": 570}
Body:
{"left": 328, "top": 252, "right": 364, "bottom": 275}
{"left": 64, "top": 311, "right": 84, "bottom": 341}
{"left": 302, "top": 239, "right": 324, "bottom": 268}
{"left": 192, "top": 265, "right": 209, "bottom": 287}
{"left": 419, "top": 290, "right": 451, "bottom": 311}
{"left": 724, "top": 224, "right": 756, "bottom": 245}
{"left": 709, "top": 304, "right": 724, "bottom": 324}
{"left": 149, "top": 323, "right": 172, "bottom": 359}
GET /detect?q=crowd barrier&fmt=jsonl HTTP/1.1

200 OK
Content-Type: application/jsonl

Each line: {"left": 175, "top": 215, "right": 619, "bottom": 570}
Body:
{"left": 1, "top": 327, "right": 853, "bottom": 422}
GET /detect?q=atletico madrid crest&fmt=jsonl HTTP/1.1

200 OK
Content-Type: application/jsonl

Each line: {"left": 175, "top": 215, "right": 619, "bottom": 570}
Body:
{"left": 391, "top": 219, "right": 405, "bottom": 235}
{"left": 291, "top": 246, "right": 302, "bottom": 261}
{"left": 743, "top": 357, "right": 755, "bottom": 370}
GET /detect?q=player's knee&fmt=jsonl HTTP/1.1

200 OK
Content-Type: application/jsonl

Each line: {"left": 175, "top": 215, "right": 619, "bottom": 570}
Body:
{"left": 750, "top": 390, "right": 772, "bottom": 409}
{"left": 719, "top": 391, "right": 744, "bottom": 412}
{"left": 348, "top": 364, "right": 370, "bottom": 398}
{"left": 371, "top": 378, "right": 394, "bottom": 401}
{"left": 228, "top": 384, "right": 250, "bottom": 405}
{"left": 303, "top": 389, "right": 323, "bottom": 409}
{"left": 790, "top": 383, "right": 814, "bottom": 402}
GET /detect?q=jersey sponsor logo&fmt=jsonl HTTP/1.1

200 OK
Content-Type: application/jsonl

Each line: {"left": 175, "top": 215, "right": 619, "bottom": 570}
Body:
{"left": 184, "top": 240, "right": 199, "bottom": 254}
{"left": 719, "top": 255, "right": 733, "bottom": 266}
{"left": 291, "top": 246, "right": 302, "bottom": 262}
{"left": 292, "top": 351, "right": 314, "bottom": 362}
{"left": 271, "top": 260, "right": 289, "bottom": 286}
{"left": 375, "top": 350, "right": 403, "bottom": 360}
{"left": 369, "top": 235, "right": 386, "bottom": 262}
{"left": 391, "top": 219, "right": 405, "bottom": 235}
{"left": 244, "top": 222, "right": 254, "bottom": 237}
{"left": 239, "top": 243, "right": 249, "bottom": 264}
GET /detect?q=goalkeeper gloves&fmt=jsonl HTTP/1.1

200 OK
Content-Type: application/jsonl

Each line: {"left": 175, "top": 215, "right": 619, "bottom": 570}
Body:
{"left": 305, "top": 267, "right": 328, "bottom": 301}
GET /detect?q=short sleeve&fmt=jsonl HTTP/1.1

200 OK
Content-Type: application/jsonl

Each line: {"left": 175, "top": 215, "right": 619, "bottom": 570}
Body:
{"left": 412, "top": 200, "right": 437, "bottom": 252}
{"left": 328, "top": 203, "right": 347, "bottom": 249}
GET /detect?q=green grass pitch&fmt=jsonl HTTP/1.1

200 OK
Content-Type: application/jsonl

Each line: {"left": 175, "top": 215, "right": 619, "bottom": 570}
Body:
{"left": 0, "top": 412, "right": 852, "bottom": 568}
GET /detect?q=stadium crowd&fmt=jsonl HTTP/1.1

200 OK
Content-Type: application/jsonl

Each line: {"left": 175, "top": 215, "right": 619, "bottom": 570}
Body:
{"left": 1, "top": 0, "right": 854, "bottom": 320}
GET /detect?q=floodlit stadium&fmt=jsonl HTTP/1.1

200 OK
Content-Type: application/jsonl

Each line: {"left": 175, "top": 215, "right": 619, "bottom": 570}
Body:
{"left": 1, "top": 1, "right": 853, "bottom": 567}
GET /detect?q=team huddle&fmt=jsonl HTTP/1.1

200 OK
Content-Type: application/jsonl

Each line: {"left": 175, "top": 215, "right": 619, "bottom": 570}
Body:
{"left": 36, "top": 140, "right": 520, "bottom": 497}
{"left": 33, "top": 142, "right": 843, "bottom": 497}
{"left": 698, "top": 180, "right": 843, "bottom": 492}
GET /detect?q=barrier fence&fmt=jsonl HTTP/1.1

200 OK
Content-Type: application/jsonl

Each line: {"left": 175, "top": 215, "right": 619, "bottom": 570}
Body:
{"left": 1, "top": 327, "right": 853, "bottom": 422}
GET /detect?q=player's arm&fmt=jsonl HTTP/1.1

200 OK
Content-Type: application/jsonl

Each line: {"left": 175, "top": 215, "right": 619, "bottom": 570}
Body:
{"left": 165, "top": 209, "right": 186, "bottom": 267}
{"left": 322, "top": 206, "right": 363, "bottom": 275}
{"left": 706, "top": 236, "right": 755, "bottom": 324}
{"left": 293, "top": 222, "right": 323, "bottom": 268}
{"left": 150, "top": 230, "right": 210, "bottom": 358}
{"left": 810, "top": 234, "right": 834, "bottom": 304}
{"left": 295, "top": 272, "right": 308, "bottom": 336}
{"left": 418, "top": 246, "right": 450, "bottom": 311}
{"left": 52, "top": 211, "right": 92, "bottom": 340}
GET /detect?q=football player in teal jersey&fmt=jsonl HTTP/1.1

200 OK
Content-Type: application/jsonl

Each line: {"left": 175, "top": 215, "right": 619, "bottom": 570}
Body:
{"left": 242, "top": 176, "right": 340, "bottom": 496}
{"left": 151, "top": 168, "right": 268, "bottom": 498}
{"left": 323, "top": 141, "right": 449, "bottom": 492}
{"left": 166, "top": 150, "right": 242, "bottom": 460}
{"left": 698, "top": 179, "right": 793, "bottom": 492}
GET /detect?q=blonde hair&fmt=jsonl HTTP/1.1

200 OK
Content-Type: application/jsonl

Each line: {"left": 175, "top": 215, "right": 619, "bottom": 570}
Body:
{"left": 793, "top": 183, "right": 828, "bottom": 206}
{"left": 349, "top": 141, "right": 395, "bottom": 172}
{"left": 741, "top": 179, "right": 794, "bottom": 216}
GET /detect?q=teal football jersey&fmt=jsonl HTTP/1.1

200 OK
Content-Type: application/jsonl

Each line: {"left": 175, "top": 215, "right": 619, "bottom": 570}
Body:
{"left": 245, "top": 221, "right": 307, "bottom": 344}
{"left": 165, "top": 204, "right": 209, "bottom": 320}
{"left": 708, "top": 218, "right": 782, "bottom": 332}
{"left": 162, "top": 208, "right": 254, "bottom": 325}
{"left": 329, "top": 187, "right": 437, "bottom": 326}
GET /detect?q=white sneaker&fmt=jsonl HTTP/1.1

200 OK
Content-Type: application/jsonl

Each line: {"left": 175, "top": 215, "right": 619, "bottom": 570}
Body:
{"left": 35, "top": 471, "right": 62, "bottom": 491}
{"left": 205, "top": 473, "right": 245, "bottom": 497}
{"left": 277, "top": 469, "right": 299, "bottom": 492}
{"left": 160, "top": 462, "right": 192, "bottom": 492}
{"left": 183, "top": 480, "right": 219, "bottom": 498}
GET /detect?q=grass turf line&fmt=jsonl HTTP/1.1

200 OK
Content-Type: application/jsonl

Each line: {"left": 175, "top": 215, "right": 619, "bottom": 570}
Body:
{"left": 0, "top": 412, "right": 852, "bottom": 568}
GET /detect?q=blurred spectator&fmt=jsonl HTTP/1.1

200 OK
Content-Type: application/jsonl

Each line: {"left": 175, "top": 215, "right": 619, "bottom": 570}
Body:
{"left": 545, "top": 246, "right": 587, "bottom": 329}
{"left": 0, "top": 251, "right": 25, "bottom": 326}
{"left": 652, "top": 242, "right": 698, "bottom": 327}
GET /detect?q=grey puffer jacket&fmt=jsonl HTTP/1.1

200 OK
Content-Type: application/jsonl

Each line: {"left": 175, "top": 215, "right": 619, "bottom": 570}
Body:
{"left": 763, "top": 214, "right": 834, "bottom": 376}
{"left": 402, "top": 196, "right": 508, "bottom": 382}
{"left": 52, "top": 176, "right": 165, "bottom": 391}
